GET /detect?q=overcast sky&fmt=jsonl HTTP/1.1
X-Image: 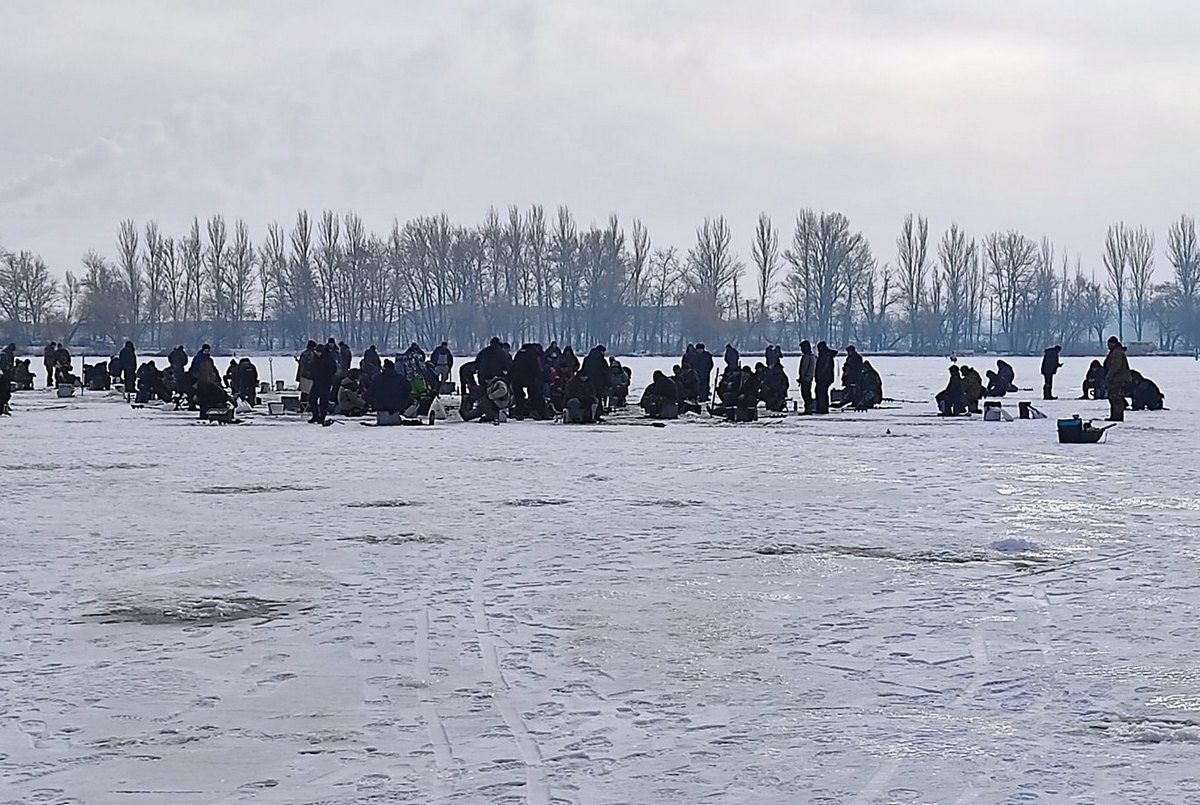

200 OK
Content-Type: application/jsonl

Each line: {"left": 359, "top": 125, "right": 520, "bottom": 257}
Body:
{"left": 1, "top": 1, "right": 1196, "bottom": 282}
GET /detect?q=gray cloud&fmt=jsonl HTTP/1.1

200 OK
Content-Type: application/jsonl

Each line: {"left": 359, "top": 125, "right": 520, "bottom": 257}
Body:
{"left": 1, "top": 1, "right": 1197, "bottom": 279}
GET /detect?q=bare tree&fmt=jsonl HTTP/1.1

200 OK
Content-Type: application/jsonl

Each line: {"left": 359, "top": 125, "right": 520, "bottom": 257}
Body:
{"left": 257, "top": 222, "right": 286, "bottom": 348}
{"left": 896, "top": 214, "right": 929, "bottom": 351}
{"left": 181, "top": 218, "right": 204, "bottom": 338}
{"left": 1167, "top": 215, "right": 1199, "bottom": 301}
{"left": 161, "top": 237, "right": 182, "bottom": 344}
{"left": 228, "top": 219, "right": 255, "bottom": 348}
{"left": 751, "top": 213, "right": 779, "bottom": 325}
{"left": 117, "top": 219, "right": 142, "bottom": 341}
{"left": 938, "top": 223, "right": 975, "bottom": 353}
{"left": 287, "top": 211, "right": 316, "bottom": 346}
{"left": 0, "top": 250, "right": 58, "bottom": 341}
{"left": 683, "top": 216, "right": 741, "bottom": 342}
{"left": 983, "top": 231, "right": 1038, "bottom": 348}
{"left": 315, "top": 211, "right": 341, "bottom": 336}
{"left": 205, "top": 215, "right": 228, "bottom": 346}
{"left": 79, "top": 250, "right": 128, "bottom": 346}
{"left": 1103, "top": 222, "right": 1129, "bottom": 340}
{"left": 62, "top": 270, "right": 81, "bottom": 335}
{"left": 783, "top": 211, "right": 870, "bottom": 343}
{"left": 143, "top": 221, "right": 165, "bottom": 346}
{"left": 1125, "top": 225, "right": 1154, "bottom": 340}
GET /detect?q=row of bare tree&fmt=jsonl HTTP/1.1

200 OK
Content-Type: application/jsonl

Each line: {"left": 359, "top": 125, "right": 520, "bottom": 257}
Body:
{"left": 3, "top": 209, "right": 1199, "bottom": 353}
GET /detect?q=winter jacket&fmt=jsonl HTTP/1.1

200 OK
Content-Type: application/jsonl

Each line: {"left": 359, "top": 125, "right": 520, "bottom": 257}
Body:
{"left": 816, "top": 344, "right": 837, "bottom": 385}
{"left": 582, "top": 347, "right": 609, "bottom": 389}
{"left": 1041, "top": 347, "right": 1062, "bottom": 377}
{"left": 798, "top": 352, "right": 816, "bottom": 384}
{"left": 368, "top": 367, "right": 413, "bottom": 413}
{"left": 311, "top": 348, "right": 339, "bottom": 387}
{"left": 475, "top": 342, "right": 512, "bottom": 382}
{"left": 1103, "top": 345, "right": 1132, "bottom": 390}
{"left": 118, "top": 342, "right": 137, "bottom": 372}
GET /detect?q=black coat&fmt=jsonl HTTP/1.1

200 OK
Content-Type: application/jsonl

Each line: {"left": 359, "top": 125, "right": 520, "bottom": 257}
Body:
{"left": 937, "top": 373, "right": 967, "bottom": 408}
{"left": 118, "top": 343, "right": 137, "bottom": 372}
{"left": 693, "top": 348, "right": 714, "bottom": 378}
{"left": 431, "top": 345, "right": 453, "bottom": 370}
{"left": 510, "top": 346, "right": 542, "bottom": 385}
{"left": 816, "top": 344, "right": 837, "bottom": 385}
{"left": 311, "top": 348, "right": 338, "bottom": 387}
{"left": 582, "top": 348, "right": 609, "bottom": 389}
{"left": 842, "top": 351, "right": 863, "bottom": 386}
{"left": 558, "top": 348, "right": 580, "bottom": 374}
{"left": 368, "top": 367, "right": 412, "bottom": 412}
{"left": 1041, "top": 348, "right": 1062, "bottom": 377}
{"left": 475, "top": 343, "right": 512, "bottom": 382}
{"left": 361, "top": 347, "right": 382, "bottom": 377}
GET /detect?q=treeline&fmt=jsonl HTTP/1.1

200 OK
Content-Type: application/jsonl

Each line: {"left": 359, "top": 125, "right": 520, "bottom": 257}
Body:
{"left": 2, "top": 207, "right": 1199, "bottom": 354}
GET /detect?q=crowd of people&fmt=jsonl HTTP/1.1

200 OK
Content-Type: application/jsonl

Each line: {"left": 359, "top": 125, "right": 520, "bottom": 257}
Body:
{"left": 0, "top": 335, "right": 1168, "bottom": 426}
{"left": 935, "top": 336, "right": 1164, "bottom": 420}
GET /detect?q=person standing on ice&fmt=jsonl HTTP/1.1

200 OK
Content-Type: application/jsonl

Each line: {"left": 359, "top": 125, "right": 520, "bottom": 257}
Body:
{"left": 692, "top": 343, "right": 715, "bottom": 401}
{"left": 475, "top": 337, "right": 512, "bottom": 383}
{"left": 796, "top": 340, "right": 816, "bottom": 414}
{"left": 814, "top": 341, "right": 836, "bottom": 414}
{"left": 0, "top": 359, "right": 12, "bottom": 415}
{"left": 168, "top": 345, "right": 188, "bottom": 390}
{"left": 296, "top": 340, "right": 316, "bottom": 399}
{"left": 308, "top": 343, "right": 338, "bottom": 425}
{"left": 723, "top": 343, "right": 740, "bottom": 373}
{"left": 841, "top": 344, "right": 864, "bottom": 402}
{"left": 116, "top": 340, "right": 137, "bottom": 394}
{"left": 431, "top": 341, "right": 453, "bottom": 388}
{"left": 1041, "top": 345, "right": 1063, "bottom": 400}
{"left": 42, "top": 342, "right": 56, "bottom": 388}
{"left": 582, "top": 345, "right": 610, "bottom": 405}
{"left": 1103, "top": 335, "right": 1132, "bottom": 422}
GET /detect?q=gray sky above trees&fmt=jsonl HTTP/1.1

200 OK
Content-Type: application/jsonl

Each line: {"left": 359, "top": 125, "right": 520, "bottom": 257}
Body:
{"left": 1, "top": 0, "right": 1196, "bottom": 283}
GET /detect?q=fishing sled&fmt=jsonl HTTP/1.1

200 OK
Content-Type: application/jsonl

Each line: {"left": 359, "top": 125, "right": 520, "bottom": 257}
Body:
{"left": 1057, "top": 416, "right": 1113, "bottom": 444}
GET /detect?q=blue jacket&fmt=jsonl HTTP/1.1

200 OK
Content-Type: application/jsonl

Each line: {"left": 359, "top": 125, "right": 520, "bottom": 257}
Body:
{"left": 368, "top": 367, "right": 412, "bottom": 413}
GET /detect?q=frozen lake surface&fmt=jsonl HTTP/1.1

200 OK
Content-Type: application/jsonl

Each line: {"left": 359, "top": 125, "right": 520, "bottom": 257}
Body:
{"left": 3, "top": 355, "right": 1199, "bottom": 804}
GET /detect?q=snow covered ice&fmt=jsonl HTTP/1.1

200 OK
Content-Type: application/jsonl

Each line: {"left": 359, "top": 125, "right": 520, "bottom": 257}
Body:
{"left": 3, "top": 355, "right": 1200, "bottom": 804}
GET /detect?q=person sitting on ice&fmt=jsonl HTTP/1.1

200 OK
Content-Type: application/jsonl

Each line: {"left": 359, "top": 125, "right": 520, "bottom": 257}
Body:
{"left": 557, "top": 345, "right": 580, "bottom": 376}
{"left": 463, "top": 374, "right": 512, "bottom": 423}
{"left": 235, "top": 358, "right": 259, "bottom": 406}
{"left": 195, "top": 373, "right": 232, "bottom": 419}
{"left": 608, "top": 359, "right": 631, "bottom": 408}
{"left": 360, "top": 345, "right": 382, "bottom": 383}
{"left": 14, "top": 359, "right": 35, "bottom": 391}
{"left": 135, "top": 360, "right": 172, "bottom": 403}
{"left": 1129, "top": 370, "right": 1164, "bottom": 411}
{"left": 936, "top": 365, "right": 968, "bottom": 416}
{"left": 640, "top": 370, "right": 680, "bottom": 419}
{"left": 458, "top": 359, "right": 479, "bottom": 417}
{"left": 368, "top": 360, "right": 413, "bottom": 417}
{"left": 670, "top": 363, "right": 697, "bottom": 403}
{"left": 959, "top": 364, "right": 984, "bottom": 413}
{"left": 338, "top": 369, "right": 369, "bottom": 416}
{"left": 758, "top": 361, "right": 790, "bottom": 412}
{"left": 728, "top": 366, "right": 759, "bottom": 409}
{"left": 1080, "top": 359, "right": 1106, "bottom": 400}
{"left": 561, "top": 372, "right": 599, "bottom": 423}
{"left": 853, "top": 360, "right": 884, "bottom": 410}
{"left": 985, "top": 359, "right": 1018, "bottom": 397}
